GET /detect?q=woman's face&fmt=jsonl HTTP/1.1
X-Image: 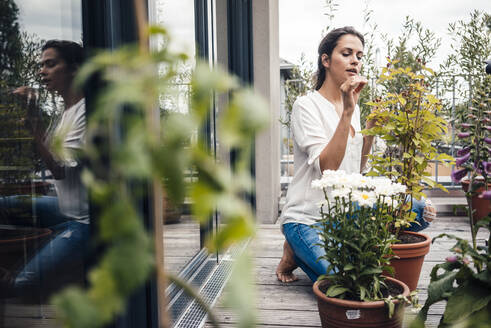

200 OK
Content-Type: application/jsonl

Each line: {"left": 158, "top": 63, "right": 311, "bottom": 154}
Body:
{"left": 322, "top": 34, "right": 364, "bottom": 85}
{"left": 39, "top": 48, "right": 74, "bottom": 93}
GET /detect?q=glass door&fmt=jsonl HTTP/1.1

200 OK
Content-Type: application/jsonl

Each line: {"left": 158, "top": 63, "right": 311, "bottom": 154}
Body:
{"left": 0, "top": 0, "right": 87, "bottom": 326}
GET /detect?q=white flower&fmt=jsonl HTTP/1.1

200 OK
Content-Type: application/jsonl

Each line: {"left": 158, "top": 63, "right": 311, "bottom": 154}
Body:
{"left": 352, "top": 190, "right": 376, "bottom": 207}
{"left": 331, "top": 187, "right": 351, "bottom": 201}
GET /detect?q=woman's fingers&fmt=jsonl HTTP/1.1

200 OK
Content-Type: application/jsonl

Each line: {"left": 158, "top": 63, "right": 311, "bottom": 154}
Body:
{"left": 340, "top": 76, "right": 367, "bottom": 94}
{"left": 354, "top": 77, "right": 367, "bottom": 93}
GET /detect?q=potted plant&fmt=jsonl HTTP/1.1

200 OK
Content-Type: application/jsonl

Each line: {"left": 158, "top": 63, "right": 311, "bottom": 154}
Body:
{"left": 451, "top": 75, "right": 491, "bottom": 224}
{"left": 363, "top": 60, "right": 455, "bottom": 291}
{"left": 311, "top": 170, "right": 417, "bottom": 328}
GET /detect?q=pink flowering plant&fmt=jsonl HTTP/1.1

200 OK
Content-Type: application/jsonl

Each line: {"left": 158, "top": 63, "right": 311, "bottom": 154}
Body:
{"left": 414, "top": 72, "right": 491, "bottom": 328}
{"left": 452, "top": 75, "right": 491, "bottom": 202}
{"left": 312, "top": 170, "right": 418, "bottom": 316}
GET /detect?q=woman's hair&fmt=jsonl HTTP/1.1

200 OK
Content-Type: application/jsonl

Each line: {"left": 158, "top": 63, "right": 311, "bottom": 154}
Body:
{"left": 42, "top": 40, "right": 84, "bottom": 71}
{"left": 313, "top": 26, "right": 365, "bottom": 90}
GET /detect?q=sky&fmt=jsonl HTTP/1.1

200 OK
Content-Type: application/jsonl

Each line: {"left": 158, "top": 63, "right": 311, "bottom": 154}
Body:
{"left": 279, "top": 0, "right": 491, "bottom": 69}
{"left": 14, "top": 0, "right": 490, "bottom": 71}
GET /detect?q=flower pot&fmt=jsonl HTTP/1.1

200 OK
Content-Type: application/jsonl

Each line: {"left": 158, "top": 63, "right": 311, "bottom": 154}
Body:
{"left": 163, "top": 196, "right": 182, "bottom": 224}
{"left": 0, "top": 181, "right": 51, "bottom": 196}
{"left": 461, "top": 179, "right": 491, "bottom": 224}
{"left": 313, "top": 276, "right": 409, "bottom": 328}
{"left": 0, "top": 227, "right": 52, "bottom": 271}
{"left": 390, "top": 231, "right": 431, "bottom": 291}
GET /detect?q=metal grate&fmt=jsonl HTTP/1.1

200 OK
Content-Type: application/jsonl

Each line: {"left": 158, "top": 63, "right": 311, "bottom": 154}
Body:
{"left": 174, "top": 261, "right": 233, "bottom": 328}
{"left": 171, "top": 240, "right": 249, "bottom": 328}
{"left": 168, "top": 259, "right": 217, "bottom": 323}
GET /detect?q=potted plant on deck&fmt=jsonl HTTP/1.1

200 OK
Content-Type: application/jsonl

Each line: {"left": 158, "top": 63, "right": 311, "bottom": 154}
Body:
{"left": 311, "top": 170, "right": 418, "bottom": 328}
{"left": 452, "top": 75, "right": 491, "bottom": 224}
{"left": 362, "top": 60, "right": 455, "bottom": 291}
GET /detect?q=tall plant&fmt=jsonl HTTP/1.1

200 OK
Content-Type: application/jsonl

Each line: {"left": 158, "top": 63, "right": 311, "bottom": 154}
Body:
{"left": 363, "top": 61, "right": 454, "bottom": 233}
{"left": 51, "top": 24, "right": 267, "bottom": 328}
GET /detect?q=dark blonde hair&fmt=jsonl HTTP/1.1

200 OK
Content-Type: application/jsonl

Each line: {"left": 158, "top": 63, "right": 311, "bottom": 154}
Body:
{"left": 314, "top": 26, "right": 365, "bottom": 90}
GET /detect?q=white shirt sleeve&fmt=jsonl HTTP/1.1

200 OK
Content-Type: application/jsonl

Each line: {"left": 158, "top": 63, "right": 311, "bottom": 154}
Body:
{"left": 291, "top": 97, "right": 334, "bottom": 174}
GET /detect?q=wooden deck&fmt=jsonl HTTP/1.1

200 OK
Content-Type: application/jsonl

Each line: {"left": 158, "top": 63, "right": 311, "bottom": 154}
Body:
{"left": 207, "top": 213, "right": 489, "bottom": 328}
{"left": 2, "top": 211, "right": 488, "bottom": 327}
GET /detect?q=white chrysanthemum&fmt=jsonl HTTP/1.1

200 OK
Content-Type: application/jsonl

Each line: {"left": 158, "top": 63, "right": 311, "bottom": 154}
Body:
{"left": 382, "top": 196, "right": 398, "bottom": 208}
{"left": 348, "top": 173, "right": 372, "bottom": 189}
{"left": 331, "top": 187, "right": 351, "bottom": 201}
{"left": 311, "top": 179, "right": 324, "bottom": 190}
{"left": 352, "top": 189, "right": 376, "bottom": 207}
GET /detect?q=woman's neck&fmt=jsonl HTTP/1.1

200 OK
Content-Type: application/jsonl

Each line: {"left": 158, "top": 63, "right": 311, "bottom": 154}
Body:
{"left": 61, "top": 88, "right": 83, "bottom": 110}
{"left": 317, "top": 74, "right": 342, "bottom": 105}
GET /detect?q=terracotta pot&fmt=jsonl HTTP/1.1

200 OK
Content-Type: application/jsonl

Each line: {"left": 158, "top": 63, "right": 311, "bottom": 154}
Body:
{"left": 0, "top": 181, "right": 51, "bottom": 196}
{"left": 313, "top": 276, "right": 409, "bottom": 328}
{"left": 0, "top": 227, "right": 52, "bottom": 270}
{"left": 461, "top": 179, "right": 491, "bottom": 224}
{"left": 162, "top": 196, "right": 182, "bottom": 224}
{"left": 390, "top": 231, "right": 431, "bottom": 291}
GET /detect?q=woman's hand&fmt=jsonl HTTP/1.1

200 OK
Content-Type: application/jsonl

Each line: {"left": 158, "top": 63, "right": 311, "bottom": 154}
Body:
{"left": 340, "top": 75, "right": 367, "bottom": 116}
{"left": 12, "top": 87, "right": 43, "bottom": 136}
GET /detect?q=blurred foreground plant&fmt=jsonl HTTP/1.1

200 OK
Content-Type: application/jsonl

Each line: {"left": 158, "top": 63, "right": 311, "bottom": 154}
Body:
{"left": 51, "top": 25, "right": 267, "bottom": 328}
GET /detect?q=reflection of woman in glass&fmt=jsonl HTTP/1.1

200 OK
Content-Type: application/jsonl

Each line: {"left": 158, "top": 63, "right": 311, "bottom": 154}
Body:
{"left": 5, "top": 40, "right": 89, "bottom": 296}
{"left": 275, "top": 27, "right": 436, "bottom": 283}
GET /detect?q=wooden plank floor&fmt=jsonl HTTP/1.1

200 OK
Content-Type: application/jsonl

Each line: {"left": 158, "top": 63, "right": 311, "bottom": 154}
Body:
{"left": 2, "top": 212, "right": 488, "bottom": 327}
{"left": 207, "top": 213, "right": 489, "bottom": 328}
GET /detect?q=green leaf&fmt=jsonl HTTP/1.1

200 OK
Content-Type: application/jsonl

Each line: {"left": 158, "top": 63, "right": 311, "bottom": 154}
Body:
{"left": 325, "top": 285, "right": 350, "bottom": 298}
{"left": 207, "top": 215, "right": 255, "bottom": 251}
{"left": 442, "top": 282, "right": 491, "bottom": 324}
{"left": 344, "top": 263, "right": 355, "bottom": 271}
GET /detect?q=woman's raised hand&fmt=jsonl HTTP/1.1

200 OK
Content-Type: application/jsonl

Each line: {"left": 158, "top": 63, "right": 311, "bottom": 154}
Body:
{"left": 340, "top": 75, "right": 367, "bottom": 115}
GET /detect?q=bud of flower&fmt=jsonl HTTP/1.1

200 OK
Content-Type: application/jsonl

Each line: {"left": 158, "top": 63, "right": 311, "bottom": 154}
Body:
{"left": 478, "top": 190, "right": 491, "bottom": 200}
{"left": 460, "top": 123, "right": 472, "bottom": 129}
{"left": 445, "top": 255, "right": 458, "bottom": 263}
{"left": 370, "top": 216, "right": 376, "bottom": 221}
{"left": 456, "top": 152, "right": 471, "bottom": 166}
{"left": 485, "top": 126, "right": 491, "bottom": 132}
{"left": 458, "top": 132, "right": 470, "bottom": 139}
{"left": 484, "top": 137, "right": 491, "bottom": 145}
{"left": 451, "top": 168, "right": 468, "bottom": 183}
{"left": 457, "top": 146, "right": 472, "bottom": 157}
{"left": 453, "top": 247, "right": 462, "bottom": 254}
{"left": 462, "top": 257, "right": 470, "bottom": 265}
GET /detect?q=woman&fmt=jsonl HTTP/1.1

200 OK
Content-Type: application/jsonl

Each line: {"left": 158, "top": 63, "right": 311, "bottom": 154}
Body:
{"left": 275, "top": 27, "right": 435, "bottom": 283}
{"left": 6, "top": 40, "right": 89, "bottom": 296}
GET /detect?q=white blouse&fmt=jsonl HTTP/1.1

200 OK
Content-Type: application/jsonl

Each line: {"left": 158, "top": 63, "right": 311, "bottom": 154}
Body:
{"left": 279, "top": 91, "right": 364, "bottom": 227}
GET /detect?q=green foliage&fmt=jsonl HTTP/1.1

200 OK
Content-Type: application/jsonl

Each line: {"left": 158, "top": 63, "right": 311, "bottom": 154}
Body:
{"left": 440, "top": 10, "right": 491, "bottom": 126}
{"left": 0, "top": 6, "right": 54, "bottom": 185}
{"left": 416, "top": 217, "right": 491, "bottom": 327}
{"left": 363, "top": 62, "right": 454, "bottom": 233}
{"left": 53, "top": 25, "right": 267, "bottom": 328}
{"left": 281, "top": 54, "right": 314, "bottom": 128}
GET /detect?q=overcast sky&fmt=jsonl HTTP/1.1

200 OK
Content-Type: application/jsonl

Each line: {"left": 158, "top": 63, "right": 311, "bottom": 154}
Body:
{"left": 15, "top": 0, "right": 490, "bottom": 71}
{"left": 280, "top": 0, "right": 490, "bottom": 69}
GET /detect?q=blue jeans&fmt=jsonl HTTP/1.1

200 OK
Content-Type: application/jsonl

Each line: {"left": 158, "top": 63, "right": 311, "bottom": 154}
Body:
{"left": 283, "top": 197, "right": 430, "bottom": 282}
{"left": 0, "top": 196, "right": 90, "bottom": 295}
{"left": 405, "top": 197, "right": 430, "bottom": 232}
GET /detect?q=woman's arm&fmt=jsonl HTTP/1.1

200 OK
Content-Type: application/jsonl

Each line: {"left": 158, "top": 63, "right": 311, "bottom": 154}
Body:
{"left": 318, "top": 76, "right": 367, "bottom": 172}
{"left": 13, "top": 87, "right": 65, "bottom": 179}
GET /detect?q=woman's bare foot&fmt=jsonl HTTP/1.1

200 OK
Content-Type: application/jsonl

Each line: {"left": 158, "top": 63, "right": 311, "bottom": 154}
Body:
{"left": 423, "top": 200, "right": 437, "bottom": 222}
{"left": 275, "top": 240, "right": 298, "bottom": 283}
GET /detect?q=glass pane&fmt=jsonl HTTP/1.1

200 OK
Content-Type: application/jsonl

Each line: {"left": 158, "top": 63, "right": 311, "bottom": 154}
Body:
{"left": 156, "top": 0, "right": 202, "bottom": 276}
{"left": 0, "top": 0, "right": 85, "bottom": 326}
